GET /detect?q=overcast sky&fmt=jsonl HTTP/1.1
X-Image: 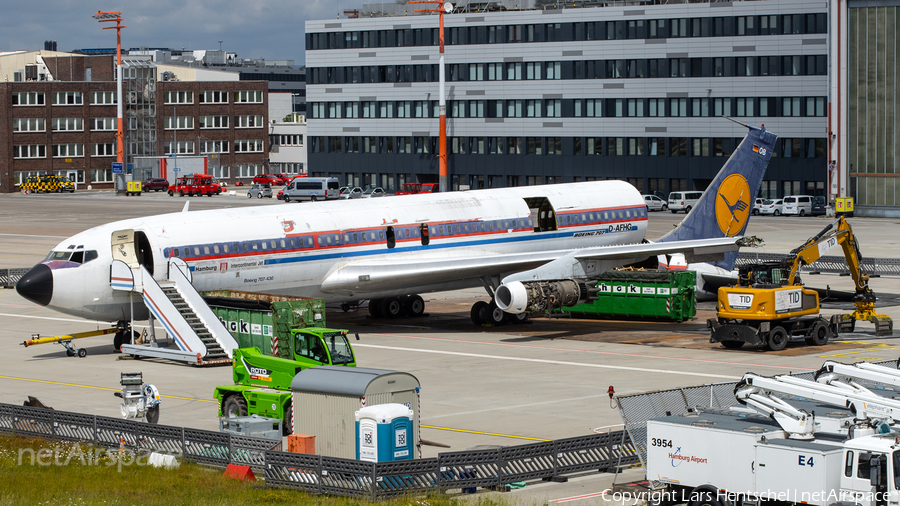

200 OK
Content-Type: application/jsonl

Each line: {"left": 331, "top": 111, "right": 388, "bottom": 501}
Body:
{"left": 0, "top": 0, "right": 369, "bottom": 67}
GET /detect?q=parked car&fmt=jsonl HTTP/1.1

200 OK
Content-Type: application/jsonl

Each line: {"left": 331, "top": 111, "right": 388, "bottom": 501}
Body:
{"left": 253, "top": 174, "right": 285, "bottom": 186}
{"left": 143, "top": 178, "right": 170, "bottom": 192}
{"left": 759, "top": 199, "right": 784, "bottom": 216}
{"left": 782, "top": 195, "right": 814, "bottom": 216}
{"left": 811, "top": 196, "right": 827, "bottom": 216}
{"left": 642, "top": 194, "right": 667, "bottom": 211}
{"left": 752, "top": 198, "right": 766, "bottom": 215}
{"left": 668, "top": 191, "right": 703, "bottom": 214}
{"left": 247, "top": 183, "right": 273, "bottom": 199}
{"left": 276, "top": 188, "right": 284, "bottom": 200}
{"left": 271, "top": 173, "right": 293, "bottom": 184}
{"left": 340, "top": 187, "right": 363, "bottom": 199}
{"left": 361, "top": 187, "right": 387, "bottom": 198}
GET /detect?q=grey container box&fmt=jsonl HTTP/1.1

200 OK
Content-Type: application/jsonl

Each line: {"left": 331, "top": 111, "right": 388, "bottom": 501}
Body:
{"left": 219, "top": 415, "right": 282, "bottom": 442}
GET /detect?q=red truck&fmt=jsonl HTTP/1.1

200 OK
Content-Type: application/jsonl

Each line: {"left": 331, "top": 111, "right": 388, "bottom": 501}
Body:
{"left": 168, "top": 174, "right": 222, "bottom": 197}
{"left": 396, "top": 182, "right": 439, "bottom": 195}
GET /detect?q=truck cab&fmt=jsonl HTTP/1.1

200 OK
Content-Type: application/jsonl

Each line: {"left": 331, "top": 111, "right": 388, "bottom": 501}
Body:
{"left": 841, "top": 435, "right": 897, "bottom": 506}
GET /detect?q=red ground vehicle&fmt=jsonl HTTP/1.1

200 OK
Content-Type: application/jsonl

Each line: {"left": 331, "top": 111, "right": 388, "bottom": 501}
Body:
{"left": 271, "top": 173, "right": 296, "bottom": 184}
{"left": 253, "top": 174, "right": 286, "bottom": 186}
{"left": 168, "top": 174, "right": 222, "bottom": 197}
{"left": 396, "top": 182, "right": 440, "bottom": 195}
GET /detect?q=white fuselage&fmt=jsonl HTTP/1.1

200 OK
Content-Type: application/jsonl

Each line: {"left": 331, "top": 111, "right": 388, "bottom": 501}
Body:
{"left": 38, "top": 181, "right": 649, "bottom": 321}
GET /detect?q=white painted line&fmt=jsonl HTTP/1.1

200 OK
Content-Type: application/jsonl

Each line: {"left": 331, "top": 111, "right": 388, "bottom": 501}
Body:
{"left": 354, "top": 343, "right": 738, "bottom": 379}
{"left": 549, "top": 490, "right": 612, "bottom": 503}
{"left": 0, "top": 312, "right": 114, "bottom": 325}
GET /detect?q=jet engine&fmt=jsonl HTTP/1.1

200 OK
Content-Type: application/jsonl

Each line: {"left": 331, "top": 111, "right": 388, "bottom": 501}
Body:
{"left": 494, "top": 280, "right": 584, "bottom": 314}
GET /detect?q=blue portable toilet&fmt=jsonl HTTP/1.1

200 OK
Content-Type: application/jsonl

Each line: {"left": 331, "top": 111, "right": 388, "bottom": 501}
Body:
{"left": 355, "top": 403, "right": 414, "bottom": 462}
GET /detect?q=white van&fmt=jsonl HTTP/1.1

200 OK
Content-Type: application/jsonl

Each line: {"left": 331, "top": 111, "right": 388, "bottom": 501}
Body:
{"left": 282, "top": 177, "right": 341, "bottom": 202}
{"left": 668, "top": 191, "right": 703, "bottom": 214}
{"left": 782, "top": 195, "right": 814, "bottom": 216}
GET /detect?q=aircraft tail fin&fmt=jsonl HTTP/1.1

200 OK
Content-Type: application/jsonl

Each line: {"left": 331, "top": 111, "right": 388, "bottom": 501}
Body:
{"left": 658, "top": 124, "right": 777, "bottom": 271}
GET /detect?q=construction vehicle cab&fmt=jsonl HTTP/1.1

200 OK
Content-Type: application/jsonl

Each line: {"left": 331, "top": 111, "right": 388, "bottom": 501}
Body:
{"left": 214, "top": 328, "right": 356, "bottom": 434}
{"left": 710, "top": 216, "right": 892, "bottom": 350}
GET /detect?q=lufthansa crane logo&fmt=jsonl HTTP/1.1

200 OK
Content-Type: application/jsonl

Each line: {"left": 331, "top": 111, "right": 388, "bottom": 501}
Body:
{"left": 715, "top": 174, "right": 751, "bottom": 237}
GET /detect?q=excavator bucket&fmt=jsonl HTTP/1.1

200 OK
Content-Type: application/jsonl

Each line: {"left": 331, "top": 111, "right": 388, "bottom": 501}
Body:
{"left": 873, "top": 316, "right": 894, "bottom": 337}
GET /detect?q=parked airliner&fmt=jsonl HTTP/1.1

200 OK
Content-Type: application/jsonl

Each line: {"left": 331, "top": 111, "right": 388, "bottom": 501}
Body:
{"left": 16, "top": 124, "right": 776, "bottom": 344}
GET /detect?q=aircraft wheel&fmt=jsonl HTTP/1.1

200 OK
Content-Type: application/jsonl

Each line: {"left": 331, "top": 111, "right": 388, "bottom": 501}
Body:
{"left": 146, "top": 405, "right": 160, "bottom": 424}
{"left": 507, "top": 312, "right": 529, "bottom": 324}
{"left": 487, "top": 301, "right": 506, "bottom": 326}
{"left": 113, "top": 331, "right": 124, "bottom": 352}
{"left": 405, "top": 295, "right": 425, "bottom": 317}
{"left": 368, "top": 299, "right": 383, "bottom": 318}
{"left": 223, "top": 395, "right": 248, "bottom": 418}
{"left": 470, "top": 301, "right": 489, "bottom": 326}
{"left": 78, "top": 348, "right": 87, "bottom": 358}
{"left": 341, "top": 302, "right": 351, "bottom": 312}
{"left": 381, "top": 297, "right": 404, "bottom": 318}
{"left": 766, "top": 326, "right": 788, "bottom": 351}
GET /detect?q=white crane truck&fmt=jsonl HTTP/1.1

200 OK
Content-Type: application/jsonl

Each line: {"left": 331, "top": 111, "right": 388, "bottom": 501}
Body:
{"left": 646, "top": 363, "right": 900, "bottom": 506}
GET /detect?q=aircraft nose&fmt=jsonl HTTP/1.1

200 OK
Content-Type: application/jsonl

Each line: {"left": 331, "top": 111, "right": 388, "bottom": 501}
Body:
{"left": 16, "top": 264, "right": 53, "bottom": 306}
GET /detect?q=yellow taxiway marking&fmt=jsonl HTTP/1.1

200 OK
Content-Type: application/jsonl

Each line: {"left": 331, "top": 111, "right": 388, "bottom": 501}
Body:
{"left": 0, "top": 375, "right": 217, "bottom": 403}
{"left": 0, "top": 375, "right": 548, "bottom": 441}
{"left": 819, "top": 341, "right": 900, "bottom": 360}
{"left": 420, "top": 424, "right": 550, "bottom": 441}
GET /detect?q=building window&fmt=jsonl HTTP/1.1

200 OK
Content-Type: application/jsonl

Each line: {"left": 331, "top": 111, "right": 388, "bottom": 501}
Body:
{"left": 506, "top": 100, "right": 523, "bottom": 118}
{"left": 487, "top": 63, "right": 503, "bottom": 80}
{"left": 546, "top": 137, "right": 561, "bottom": 155}
{"left": 234, "top": 90, "right": 263, "bottom": 103}
{"left": 362, "top": 101, "right": 376, "bottom": 118}
{"left": 13, "top": 145, "right": 46, "bottom": 158}
{"left": 468, "top": 64, "right": 484, "bottom": 81}
{"left": 52, "top": 143, "right": 84, "bottom": 157}
{"left": 51, "top": 118, "right": 84, "bottom": 132}
{"left": 670, "top": 98, "right": 687, "bottom": 117}
{"left": 200, "top": 140, "right": 229, "bottom": 154}
{"left": 199, "top": 91, "right": 228, "bottom": 103}
{"left": 199, "top": 115, "right": 229, "bottom": 129}
{"left": 234, "top": 139, "right": 264, "bottom": 153}
{"left": 782, "top": 97, "right": 801, "bottom": 117}
{"left": 163, "top": 91, "right": 193, "bottom": 104}
{"left": 692, "top": 138, "right": 710, "bottom": 157}
{"left": 89, "top": 91, "right": 117, "bottom": 105}
{"left": 670, "top": 137, "right": 687, "bottom": 157}
{"left": 363, "top": 137, "right": 376, "bottom": 153}
{"left": 344, "top": 101, "right": 359, "bottom": 118}
{"left": 587, "top": 137, "right": 602, "bottom": 155}
{"left": 89, "top": 117, "right": 116, "bottom": 131}
{"left": 545, "top": 99, "right": 561, "bottom": 118}
{"left": 379, "top": 101, "right": 393, "bottom": 118}
{"left": 235, "top": 115, "right": 264, "bottom": 128}
{"left": 735, "top": 98, "right": 754, "bottom": 117}
{"left": 525, "top": 62, "right": 541, "bottom": 80}
{"left": 526, "top": 137, "right": 542, "bottom": 155}
{"left": 164, "top": 116, "right": 194, "bottom": 130}
{"left": 506, "top": 62, "right": 522, "bottom": 80}
{"left": 397, "top": 101, "right": 412, "bottom": 118}
{"left": 607, "top": 137, "right": 623, "bottom": 156}
{"left": 13, "top": 118, "right": 46, "bottom": 132}
{"left": 545, "top": 61, "right": 561, "bottom": 79}
{"left": 691, "top": 98, "right": 708, "bottom": 117}
{"left": 628, "top": 138, "right": 644, "bottom": 156}
{"left": 714, "top": 98, "right": 732, "bottom": 117}
{"left": 526, "top": 99, "right": 542, "bottom": 118}
{"left": 627, "top": 99, "right": 644, "bottom": 117}
{"left": 237, "top": 164, "right": 263, "bottom": 178}
{"left": 164, "top": 141, "right": 195, "bottom": 154}
{"left": 806, "top": 97, "right": 826, "bottom": 117}
{"left": 507, "top": 137, "right": 522, "bottom": 154}
{"left": 92, "top": 143, "right": 116, "bottom": 157}
{"left": 91, "top": 169, "right": 113, "bottom": 182}
{"left": 12, "top": 92, "right": 45, "bottom": 106}
{"left": 51, "top": 92, "right": 83, "bottom": 105}
{"left": 414, "top": 101, "right": 429, "bottom": 118}
{"left": 649, "top": 137, "right": 664, "bottom": 156}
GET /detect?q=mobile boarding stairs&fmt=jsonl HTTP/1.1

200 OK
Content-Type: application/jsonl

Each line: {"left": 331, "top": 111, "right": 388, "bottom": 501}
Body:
{"left": 110, "top": 256, "right": 238, "bottom": 365}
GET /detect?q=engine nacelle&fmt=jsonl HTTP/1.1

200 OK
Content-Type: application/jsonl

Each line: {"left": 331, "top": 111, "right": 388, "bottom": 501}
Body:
{"left": 495, "top": 280, "right": 583, "bottom": 314}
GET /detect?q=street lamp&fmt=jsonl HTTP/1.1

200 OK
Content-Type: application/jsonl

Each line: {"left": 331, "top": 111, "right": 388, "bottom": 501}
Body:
{"left": 409, "top": 1, "right": 452, "bottom": 192}
{"left": 92, "top": 10, "right": 126, "bottom": 190}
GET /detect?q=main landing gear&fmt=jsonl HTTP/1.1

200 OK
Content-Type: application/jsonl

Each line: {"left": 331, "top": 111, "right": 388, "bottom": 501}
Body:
{"left": 367, "top": 295, "right": 426, "bottom": 319}
{"left": 470, "top": 300, "right": 529, "bottom": 327}
{"left": 111, "top": 321, "right": 140, "bottom": 352}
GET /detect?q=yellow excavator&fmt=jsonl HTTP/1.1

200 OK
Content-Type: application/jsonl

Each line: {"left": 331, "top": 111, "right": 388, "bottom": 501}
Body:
{"left": 709, "top": 216, "right": 893, "bottom": 351}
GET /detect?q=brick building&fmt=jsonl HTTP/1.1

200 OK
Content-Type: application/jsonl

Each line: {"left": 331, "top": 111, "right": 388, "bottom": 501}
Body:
{"left": 0, "top": 51, "right": 268, "bottom": 192}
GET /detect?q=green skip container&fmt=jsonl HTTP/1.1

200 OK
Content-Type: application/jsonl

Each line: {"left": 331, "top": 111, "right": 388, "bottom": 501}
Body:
{"left": 200, "top": 289, "right": 326, "bottom": 359}
{"left": 558, "top": 270, "right": 697, "bottom": 322}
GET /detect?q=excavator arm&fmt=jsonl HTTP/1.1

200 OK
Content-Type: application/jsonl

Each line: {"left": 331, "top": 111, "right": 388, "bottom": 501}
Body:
{"left": 785, "top": 217, "right": 891, "bottom": 335}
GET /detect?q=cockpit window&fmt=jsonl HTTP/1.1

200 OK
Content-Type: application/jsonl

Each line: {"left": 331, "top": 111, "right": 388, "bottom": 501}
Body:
{"left": 45, "top": 250, "right": 97, "bottom": 264}
{"left": 47, "top": 251, "right": 71, "bottom": 261}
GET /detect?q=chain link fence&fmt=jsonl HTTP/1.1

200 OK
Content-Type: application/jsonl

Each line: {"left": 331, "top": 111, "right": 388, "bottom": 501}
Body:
{"left": 0, "top": 401, "right": 638, "bottom": 498}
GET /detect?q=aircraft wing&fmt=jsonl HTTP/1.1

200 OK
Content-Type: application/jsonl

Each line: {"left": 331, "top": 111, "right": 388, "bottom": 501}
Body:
{"left": 320, "top": 236, "right": 743, "bottom": 295}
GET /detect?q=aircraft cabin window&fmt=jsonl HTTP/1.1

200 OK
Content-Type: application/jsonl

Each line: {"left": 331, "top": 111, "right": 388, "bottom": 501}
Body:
{"left": 47, "top": 251, "right": 71, "bottom": 261}
{"left": 171, "top": 249, "right": 179, "bottom": 258}
{"left": 242, "top": 242, "right": 249, "bottom": 252}
{"left": 194, "top": 247, "right": 200, "bottom": 256}
{"left": 84, "top": 250, "right": 98, "bottom": 263}
{"left": 213, "top": 245, "right": 220, "bottom": 254}
{"left": 270, "top": 240, "right": 276, "bottom": 249}
{"left": 204, "top": 246, "right": 210, "bottom": 255}
{"left": 456, "top": 224, "right": 460, "bottom": 233}
{"left": 251, "top": 242, "right": 258, "bottom": 251}
{"left": 223, "top": 244, "right": 229, "bottom": 253}
{"left": 260, "top": 241, "right": 267, "bottom": 250}
{"left": 626, "top": 210, "right": 631, "bottom": 218}
{"left": 70, "top": 251, "right": 84, "bottom": 263}
{"left": 404, "top": 228, "right": 410, "bottom": 237}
